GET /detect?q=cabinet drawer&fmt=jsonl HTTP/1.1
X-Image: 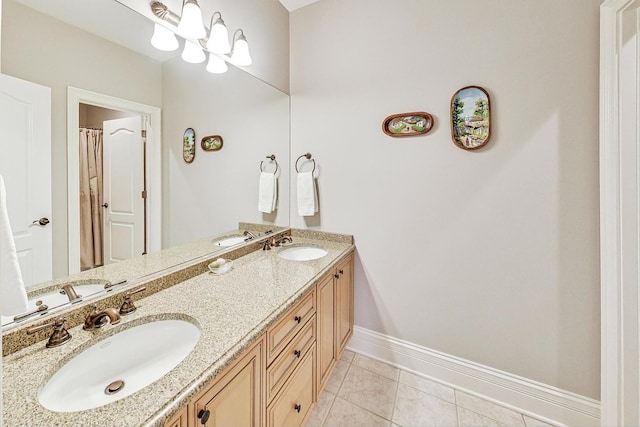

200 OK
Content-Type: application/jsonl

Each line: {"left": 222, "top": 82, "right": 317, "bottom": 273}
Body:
{"left": 267, "top": 289, "right": 316, "bottom": 364}
{"left": 266, "top": 317, "right": 316, "bottom": 403}
{"left": 267, "top": 345, "right": 315, "bottom": 427}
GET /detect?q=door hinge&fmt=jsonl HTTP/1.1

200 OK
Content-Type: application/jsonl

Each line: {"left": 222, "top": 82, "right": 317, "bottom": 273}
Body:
{"left": 141, "top": 190, "right": 147, "bottom": 199}
{"left": 141, "top": 130, "right": 147, "bottom": 138}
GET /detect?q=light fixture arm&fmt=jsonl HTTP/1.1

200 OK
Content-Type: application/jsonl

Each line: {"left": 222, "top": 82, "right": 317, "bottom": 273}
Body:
{"left": 151, "top": 1, "right": 180, "bottom": 26}
{"left": 209, "top": 11, "right": 224, "bottom": 28}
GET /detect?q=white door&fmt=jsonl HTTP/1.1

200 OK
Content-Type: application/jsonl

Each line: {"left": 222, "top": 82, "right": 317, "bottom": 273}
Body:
{"left": 102, "top": 116, "right": 144, "bottom": 264}
{"left": 0, "top": 74, "right": 52, "bottom": 288}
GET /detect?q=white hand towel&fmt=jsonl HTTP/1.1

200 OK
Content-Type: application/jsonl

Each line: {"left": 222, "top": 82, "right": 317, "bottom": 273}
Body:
{"left": 297, "top": 171, "right": 318, "bottom": 216}
{"left": 258, "top": 172, "right": 277, "bottom": 213}
{"left": 0, "top": 174, "right": 28, "bottom": 316}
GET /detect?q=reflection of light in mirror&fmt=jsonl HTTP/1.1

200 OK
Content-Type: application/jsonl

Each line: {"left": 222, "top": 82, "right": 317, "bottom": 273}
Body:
{"left": 150, "top": 23, "right": 178, "bottom": 51}
{"left": 182, "top": 39, "right": 205, "bottom": 63}
{"left": 206, "top": 53, "right": 228, "bottom": 74}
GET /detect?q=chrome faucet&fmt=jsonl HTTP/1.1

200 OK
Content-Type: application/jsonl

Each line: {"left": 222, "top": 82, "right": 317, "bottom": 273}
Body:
{"left": 83, "top": 303, "right": 121, "bottom": 330}
{"left": 243, "top": 230, "right": 257, "bottom": 240}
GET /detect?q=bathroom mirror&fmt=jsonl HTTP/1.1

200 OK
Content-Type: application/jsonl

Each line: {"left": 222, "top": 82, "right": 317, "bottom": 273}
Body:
{"left": 1, "top": 0, "right": 290, "bottom": 328}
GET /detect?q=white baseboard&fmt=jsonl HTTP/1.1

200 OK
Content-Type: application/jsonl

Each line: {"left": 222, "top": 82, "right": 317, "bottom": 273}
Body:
{"left": 347, "top": 326, "right": 600, "bottom": 427}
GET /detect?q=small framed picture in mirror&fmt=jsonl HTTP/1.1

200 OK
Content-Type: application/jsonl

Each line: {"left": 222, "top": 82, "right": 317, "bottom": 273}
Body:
{"left": 201, "top": 135, "right": 223, "bottom": 151}
{"left": 183, "top": 128, "right": 196, "bottom": 163}
{"left": 450, "top": 86, "right": 491, "bottom": 150}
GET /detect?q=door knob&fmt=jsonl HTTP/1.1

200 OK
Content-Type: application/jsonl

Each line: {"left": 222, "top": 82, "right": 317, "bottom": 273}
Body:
{"left": 32, "top": 217, "right": 50, "bottom": 226}
{"left": 102, "top": 203, "right": 109, "bottom": 208}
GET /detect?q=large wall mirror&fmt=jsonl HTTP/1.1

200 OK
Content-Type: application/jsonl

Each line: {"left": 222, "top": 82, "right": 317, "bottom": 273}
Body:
{"left": 0, "top": 0, "right": 290, "bottom": 327}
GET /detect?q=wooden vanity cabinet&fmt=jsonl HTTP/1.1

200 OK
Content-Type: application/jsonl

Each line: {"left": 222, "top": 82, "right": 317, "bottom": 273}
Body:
{"left": 189, "top": 337, "right": 265, "bottom": 427}
{"left": 316, "top": 253, "right": 354, "bottom": 393}
{"left": 335, "top": 254, "right": 354, "bottom": 356}
{"left": 165, "top": 407, "right": 187, "bottom": 427}
{"left": 165, "top": 251, "right": 354, "bottom": 427}
{"left": 266, "top": 289, "right": 318, "bottom": 427}
{"left": 316, "top": 273, "right": 335, "bottom": 390}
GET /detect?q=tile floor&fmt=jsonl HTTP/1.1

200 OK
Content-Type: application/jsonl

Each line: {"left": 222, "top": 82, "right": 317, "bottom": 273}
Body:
{"left": 305, "top": 350, "right": 559, "bottom": 427}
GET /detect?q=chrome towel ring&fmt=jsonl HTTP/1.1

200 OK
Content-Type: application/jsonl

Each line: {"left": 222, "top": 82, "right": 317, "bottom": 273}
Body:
{"left": 295, "top": 153, "right": 316, "bottom": 173}
{"left": 260, "top": 154, "right": 279, "bottom": 174}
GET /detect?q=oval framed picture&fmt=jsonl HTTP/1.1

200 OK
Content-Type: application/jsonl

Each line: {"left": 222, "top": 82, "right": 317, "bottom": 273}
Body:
{"left": 382, "top": 112, "right": 434, "bottom": 137}
{"left": 450, "top": 86, "right": 491, "bottom": 150}
{"left": 183, "top": 128, "right": 196, "bottom": 163}
{"left": 201, "top": 135, "right": 223, "bottom": 151}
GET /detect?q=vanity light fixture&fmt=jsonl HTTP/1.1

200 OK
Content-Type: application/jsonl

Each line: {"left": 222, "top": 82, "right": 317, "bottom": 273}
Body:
{"left": 150, "top": 1, "right": 252, "bottom": 74}
{"left": 182, "top": 39, "right": 206, "bottom": 63}
{"left": 229, "top": 29, "right": 252, "bottom": 66}
{"left": 176, "top": 0, "right": 206, "bottom": 39}
{"left": 206, "top": 53, "right": 228, "bottom": 74}
{"left": 150, "top": 23, "right": 179, "bottom": 51}
{"left": 206, "top": 12, "right": 231, "bottom": 54}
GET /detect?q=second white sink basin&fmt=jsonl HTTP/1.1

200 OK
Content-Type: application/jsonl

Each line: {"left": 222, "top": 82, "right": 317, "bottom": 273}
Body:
{"left": 38, "top": 319, "right": 200, "bottom": 413}
{"left": 214, "top": 236, "right": 246, "bottom": 247}
{"left": 278, "top": 246, "right": 328, "bottom": 261}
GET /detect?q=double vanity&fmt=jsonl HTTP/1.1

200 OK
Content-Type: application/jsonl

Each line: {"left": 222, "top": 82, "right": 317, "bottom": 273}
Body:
{"left": 2, "top": 227, "right": 355, "bottom": 427}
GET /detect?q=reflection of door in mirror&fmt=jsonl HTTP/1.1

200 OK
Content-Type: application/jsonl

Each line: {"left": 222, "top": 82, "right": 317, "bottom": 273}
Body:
{"left": 0, "top": 74, "right": 52, "bottom": 288}
{"left": 79, "top": 105, "right": 145, "bottom": 270}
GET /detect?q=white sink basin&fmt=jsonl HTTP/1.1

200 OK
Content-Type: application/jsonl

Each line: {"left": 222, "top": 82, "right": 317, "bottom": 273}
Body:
{"left": 38, "top": 319, "right": 200, "bottom": 412}
{"left": 278, "top": 246, "right": 328, "bottom": 261}
{"left": 214, "top": 236, "right": 246, "bottom": 247}
{"left": 1, "top": 282, "right": 107, "bottom": 326}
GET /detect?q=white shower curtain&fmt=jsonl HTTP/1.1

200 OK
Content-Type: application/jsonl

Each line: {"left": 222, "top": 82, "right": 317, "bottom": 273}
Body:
{"left": 79, "top": 128, "right": 104, "bottom": 270}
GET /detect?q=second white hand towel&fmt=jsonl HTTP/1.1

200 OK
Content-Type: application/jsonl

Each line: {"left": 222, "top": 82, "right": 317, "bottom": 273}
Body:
{"left": 0, "top": 174, "right": 29, "bottom": 316}
{"left": 258, "top": 172, "right": 277, "bottom": 213}
{"left": 297, "top": 171, "right": 318, "bottom": 216}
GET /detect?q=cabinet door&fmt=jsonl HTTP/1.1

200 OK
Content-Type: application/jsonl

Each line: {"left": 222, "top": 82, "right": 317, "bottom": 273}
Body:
{"left": 335, "top": 254, "right": 354, "bottom": 357}
{"left": 165, "top": 407, "right": 187, "bottom": 427}
{"left": 193, "top": 339, "right": 264, "bottom": 427}
{"left": 316, "top": 273, "right": 335, "bottom": 391}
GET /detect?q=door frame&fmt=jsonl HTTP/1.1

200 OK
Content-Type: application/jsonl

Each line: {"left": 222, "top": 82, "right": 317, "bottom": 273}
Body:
{"left": 600, "top": 1, "right": 640, "bottom": 425}
{"left": 67, "top": 87, "right": 161, "bottom": 274}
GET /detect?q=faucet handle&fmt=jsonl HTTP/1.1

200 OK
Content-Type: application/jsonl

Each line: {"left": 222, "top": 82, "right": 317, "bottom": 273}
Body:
{"left": 119, "top": 286, "right": 146, "bottom": 315}
{"left": 26, "top": 317, "right": 72, "bottom": 348}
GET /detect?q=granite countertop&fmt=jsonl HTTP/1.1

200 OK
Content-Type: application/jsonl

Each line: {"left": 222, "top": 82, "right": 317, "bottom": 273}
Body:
{"left": 2, "top": 236, "right": 354, "bottom": 427}
{"left": 27, "top": 227, "right": 273, "bottom": 297}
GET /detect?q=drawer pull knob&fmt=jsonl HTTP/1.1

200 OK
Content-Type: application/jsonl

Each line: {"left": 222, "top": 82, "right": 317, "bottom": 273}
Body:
{"left": 198, "top": 409, "right": 210, "bottom": 425}
{"left": 334, "top": 274, "right": 340, "bottom": 279}
{"left": 339, "top": 269, "right": 344, "bottom": 275}
{"left": 294, "top": 315, "right": 301, "bottom": 323}
{"left": 294, "top": 404, "right": 302, "bottom": 413}
{"left": 294, "top": 349, "right": 301, "bottom": 358}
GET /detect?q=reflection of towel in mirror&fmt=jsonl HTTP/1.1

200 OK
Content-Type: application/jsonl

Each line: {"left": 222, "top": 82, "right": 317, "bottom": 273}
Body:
{"left": 258, "top": 172, "right": 277, "bottom": 213}
{"left": 0, "top": 174, "right": 28, "bottom": 316}
{"left": 297, "top": 172, "right": 318, "bottom": 216}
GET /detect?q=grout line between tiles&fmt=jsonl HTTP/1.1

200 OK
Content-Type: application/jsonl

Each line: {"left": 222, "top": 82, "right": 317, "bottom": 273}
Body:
{"left": 389, "top": 376, "right": 400, "bottom": 425}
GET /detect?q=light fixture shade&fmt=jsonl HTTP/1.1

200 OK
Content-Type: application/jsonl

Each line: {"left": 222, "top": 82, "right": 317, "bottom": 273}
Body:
{"left": 182, "top": 40, "right": 206, "bottom": 63}
{"left": 151, "top": 23, "right": 179, "bottom": 51}
{"left": 230, "top": 33, "right": 252, "bottom": 66}
{"left": 206, "top": 53, "right": 228, "bottom": 74}
{"left": 177, "top": 0, "right": 206, "bottom": 39}
{"left": 206, "top": 18, "right": 231, "bottom": 54}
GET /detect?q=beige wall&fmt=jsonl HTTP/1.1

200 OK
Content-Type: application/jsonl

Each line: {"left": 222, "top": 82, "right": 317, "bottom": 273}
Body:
{"left": 161, "top": 56, "right": 289, "bottom": 246}
{"left": 1, "top": 0, "right": 162, "bottom": 279}
{"left": 290, "top": 0, "right": 601, "bottom": 398}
